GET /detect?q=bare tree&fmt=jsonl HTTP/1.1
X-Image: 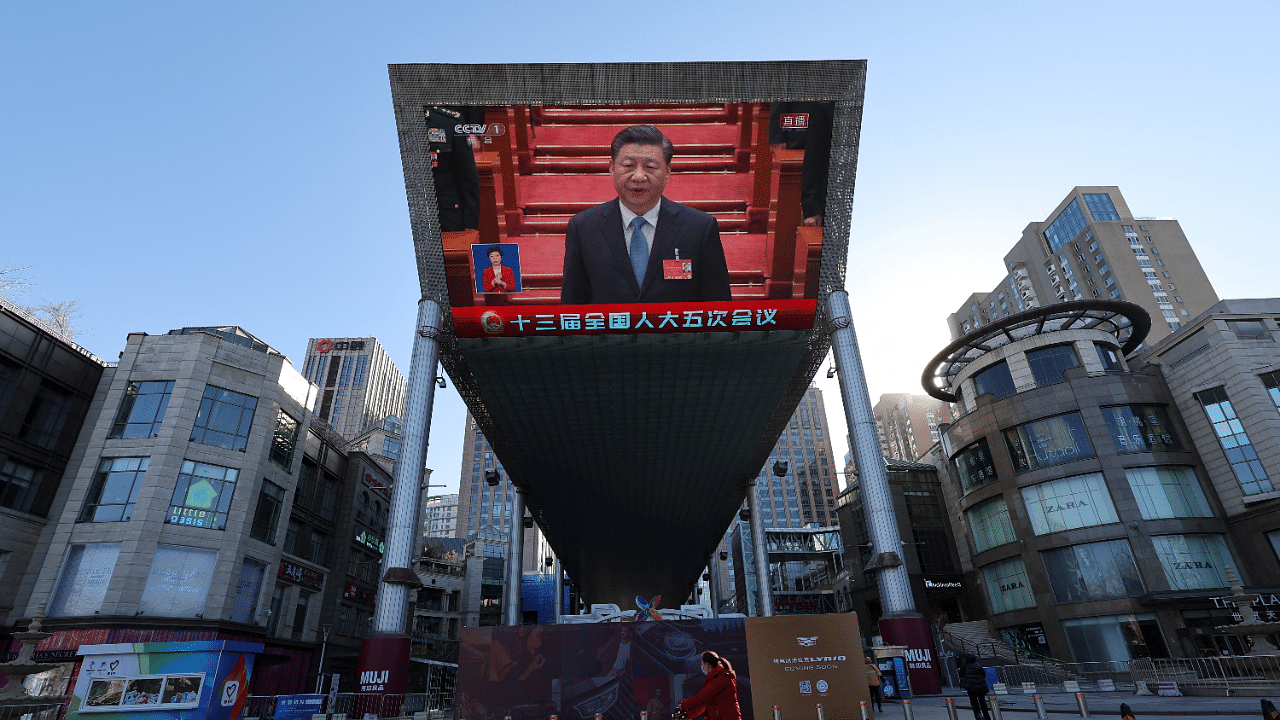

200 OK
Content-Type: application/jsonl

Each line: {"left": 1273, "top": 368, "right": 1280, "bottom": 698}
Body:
{"left": 33, "top": 300, "right": 82, "bottom": 339}
{"left": 0, "top": 261, "right": 32, "bottom": 298}
{"left": 0, "top": 261, "right": 83, "bottom": 340}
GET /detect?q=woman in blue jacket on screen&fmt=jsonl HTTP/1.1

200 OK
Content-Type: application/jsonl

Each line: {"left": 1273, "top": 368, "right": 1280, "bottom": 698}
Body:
{"left": 677, "top": 651, "right": 741, "bottom": 720}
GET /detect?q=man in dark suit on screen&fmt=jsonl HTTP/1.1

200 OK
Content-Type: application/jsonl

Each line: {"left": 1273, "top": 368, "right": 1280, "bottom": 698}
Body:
{"left": 560, "top": 125, "right": 732, "bottom": 304}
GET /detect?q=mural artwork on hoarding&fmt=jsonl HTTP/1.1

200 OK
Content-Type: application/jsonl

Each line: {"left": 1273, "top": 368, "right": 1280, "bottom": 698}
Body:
{"left": 429, "top": 103, "right": 834, "bottom": 337}
{"left": 455, "top": 615, "right": 869, "bottom": 720}
{"left": 67, "top": 641, "right": 261, "bottom": 720}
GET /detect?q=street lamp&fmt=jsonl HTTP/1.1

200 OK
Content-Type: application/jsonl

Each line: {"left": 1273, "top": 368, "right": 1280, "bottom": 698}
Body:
{"left": 314, "top": 624, "right": 333, "bottom": 693}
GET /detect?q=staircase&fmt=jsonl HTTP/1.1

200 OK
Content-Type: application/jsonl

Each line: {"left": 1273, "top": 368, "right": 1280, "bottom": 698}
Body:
{"left": 942, "top": 621, "right": 1075, "bottom": 687}
{"left": 441, "top": 102, "right": 822, "bottom": 307}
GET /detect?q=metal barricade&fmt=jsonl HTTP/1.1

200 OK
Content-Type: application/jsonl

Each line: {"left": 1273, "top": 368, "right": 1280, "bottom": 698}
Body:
{"left": 1130, "top": 655, "right": 1280, "bottom": 696}
{"left": 0, "top": 705, "right": 63, "bottom": 720}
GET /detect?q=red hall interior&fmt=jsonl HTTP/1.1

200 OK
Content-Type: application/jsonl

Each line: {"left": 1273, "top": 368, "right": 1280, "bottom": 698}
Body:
{"left": 441, "top": 103, "right": 823, "bottom": 308}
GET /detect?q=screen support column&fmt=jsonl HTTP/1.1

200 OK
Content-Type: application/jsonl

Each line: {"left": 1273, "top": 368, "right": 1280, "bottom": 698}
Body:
{"left": 503, "top": 488, "right": 527, "bottom": 625}
{"left": 707, "top": 557, "right": 721, "bottom": 618}
{"left": 744, "top": 482, "right": 773, "bottom": 616}
{"left": 358, "top": 298, "right": 443, "bottom": 694}
{"left": 826, "top": 291, "right": 913, "bottom": 614}
{"left": 827, "top": 290, "right": 941, "bottom": 692}
{"left": 553, "top": 559, "right": 564, "bottom": 622}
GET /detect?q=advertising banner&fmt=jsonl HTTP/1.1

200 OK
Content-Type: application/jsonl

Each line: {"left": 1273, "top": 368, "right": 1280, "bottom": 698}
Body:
{"left": 743, "top": 613, "right": 866, "bottom": 720}
{"left": 274, "top": 695, "right": 325, "bottom": 720}
{"left": 879, "top": 616, "right": 942, "bottom": 696}
{"left": 67, "top": 641, "right": 260, "bottom": 720}
{"left": 429, "top": 103, "right": 832, "bottom": 337}
{"left": 455, "top": 615, "right": 871, "bottom": 720}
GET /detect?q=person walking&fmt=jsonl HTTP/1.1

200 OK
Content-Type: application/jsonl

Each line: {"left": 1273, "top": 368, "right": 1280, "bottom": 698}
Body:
{"left": 962, "top": 660, "right": 993, "bottom": 720}
{"left": 678, "top": 651, "right": 741, "bottom": 720}
{"left": 864, "top": 657, "right": 884, "bottom": 712}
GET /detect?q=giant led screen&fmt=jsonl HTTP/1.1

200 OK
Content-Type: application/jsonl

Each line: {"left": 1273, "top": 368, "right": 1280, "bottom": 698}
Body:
{"left": 426, "top": 102, "right": 836, "bottom": 337}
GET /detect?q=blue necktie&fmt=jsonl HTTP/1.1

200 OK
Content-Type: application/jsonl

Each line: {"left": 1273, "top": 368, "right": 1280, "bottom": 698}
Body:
{"left": 629, "top": 216, "right": 649, "bottom": 287}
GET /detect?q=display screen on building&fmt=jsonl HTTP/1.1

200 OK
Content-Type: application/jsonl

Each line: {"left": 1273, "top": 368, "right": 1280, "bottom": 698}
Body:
{"left": 426, "top": 102, "right": 837, "bottom": 337}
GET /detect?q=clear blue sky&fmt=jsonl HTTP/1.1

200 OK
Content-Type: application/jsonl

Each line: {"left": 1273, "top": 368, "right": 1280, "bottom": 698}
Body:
{"left": 3, "top": 2, "right": 1277, "bottom": 494}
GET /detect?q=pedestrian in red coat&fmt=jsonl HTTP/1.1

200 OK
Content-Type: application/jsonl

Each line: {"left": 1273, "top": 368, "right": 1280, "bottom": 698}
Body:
{"left": 678, "top": 651, "right": 741, "bottom": 720}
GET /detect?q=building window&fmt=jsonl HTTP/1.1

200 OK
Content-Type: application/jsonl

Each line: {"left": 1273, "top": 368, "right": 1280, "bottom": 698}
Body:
{"left": 166, "top": 460, "right": 240, "bottom": 530}
{"left": 190, "top": 386, "right": 258, "bottom": 451}
{"left": 966, "top": 496, "right": 1016, "bottom": 553}
{"left": 1151, "top": 534, "right": 1234, "bottom": 591}
{"left": 267, "top": 585, "right": 286, "bottom": 636}
{"left": 138, "top": 544, "right": 218, "bottom": 617}
{"left": 1230, "top": 320, "right": 1269, "bottom": 339}
{"left": 1041, "top": 540, "right": 1144, "bottom": 603}
{"left": 1026, "top": 344, "right": 1080, "bottom": 386}
{"left": 19, "top": 381, "right": 72, "bottom": 449}
{"left": 291, "top": 592, "right": 311, "bottom": 640}
{"left": 1021, "top": 473, "right": 1119, "bottom": 535}
{"left": 1082, "top": 193, "right": 1119, "bottom": 221}
{"left": 982, "top": 556, "right": 1035, "bottom": 614}
{"left": 1263, "top": 371, "right": 1280, "bottom": 412}
{"left": 1044, "top": 198, "right": 1087, "bottom": 253}
{"left": 953, "top": 438, "right": 998, "bottom": 493}
{"left": 269, "top": 410, "right": 300, "bottom": 472}
{"left": 0, "top": 459, "right": 43, "bottom": 516}
{"left": 79, "top": 457, "right": 150, "bottom": 522}
{"left": 49, "top": 543, "right": 121, "bottom": 617}
{"left": 1004, "top": 412, "right": 1095, "bottom": 473}
{"left": 973, "top": 361, "right": 1017, "bottom": 400}
{"left": 337, "top": 606, "right": 352, "bottom": 635}
{"left": 1125, "top": 467, "right": 1213, "bottom": 520}
{"left": 1099, "top": 405, "right": 1181, "bottom": 453}
{"left": 384, "top": 436, "right": 401, "bottom": 462}
{"left": 109, "top": 381, "right": 175, "bottom": 439}
{"left": 1061, "top": 614, "right": 1164, "bottom": 664}
{"left": 1095, "top": 344, "right": 1124, "bottom": 372}
{"left": 230, "top": 558, "right": 266, "bottom": 624}
{"left": 1195, "top": 386, "right": 1273, "bottom": 495}
{"left": 250, "top": 480, "right": 286, "bottom": 544}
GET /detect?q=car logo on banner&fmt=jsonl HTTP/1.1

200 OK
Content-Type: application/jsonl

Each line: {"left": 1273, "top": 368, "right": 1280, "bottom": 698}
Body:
{"left": 796, "top": 636, "right": 818, "bottom": 647}
{"left": 573, "top": 683, "right": 619, "bottom": 717}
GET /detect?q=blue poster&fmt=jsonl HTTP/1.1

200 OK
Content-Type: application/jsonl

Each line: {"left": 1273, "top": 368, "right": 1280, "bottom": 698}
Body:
{"left": 275, "top": 694, "right": 325, "bottom": 720}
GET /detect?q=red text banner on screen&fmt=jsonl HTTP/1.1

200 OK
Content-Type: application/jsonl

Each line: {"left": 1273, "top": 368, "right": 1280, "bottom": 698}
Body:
{"left": 452, "top": 299, "right": 817, "bottom": 337}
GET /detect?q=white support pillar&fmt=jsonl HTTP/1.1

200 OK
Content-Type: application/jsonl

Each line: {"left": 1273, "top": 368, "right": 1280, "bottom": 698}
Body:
{"left": 745, "top": 482, "right": 774, "bottom": 616}
{"left": 553, "top": 559, "right": 564, "bottom": 622}
{"left": 358, "top": 299, "right": 443, "bottom": 695}
{"left": 826, "top": 291, "right": 915, "bottom": 615}
{"left": 706, "top": 558, "right": 721, "bottom": 618}
{"left": 372, "top": 298, "right": 444, "bottom": 633}
{"left": 502, "top": 488, "right": 527, "bottom": 625}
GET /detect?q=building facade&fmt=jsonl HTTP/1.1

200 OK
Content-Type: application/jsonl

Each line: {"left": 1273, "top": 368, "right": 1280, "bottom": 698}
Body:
{"left": 13, "top": 327, "right": 330, "bottom": 693}
{"left": 714, "top": 386, "right": 841, "bottom": 613}
{"left": 0, "top": 297, "right": 106, "bottom": 629}
{"left": 301, "top": 337, "right": 406, "bottom": 441}
{"left": 422, "top": 494, "right": 459, "bottom": 539}
{"left": 947, "top": 187, "right": 1218, "bottom": 346}
{"left": 834, "top": 458, "right": 966, "bottom": 640}
{"left": 873, "top": 393, "right": 954, "bottom": 463}
{"left": 1136, "top": 299, "right": 1280, "bottom": 656}
{"left": 924, "top": 302, "right": 1253, "bottom": 663}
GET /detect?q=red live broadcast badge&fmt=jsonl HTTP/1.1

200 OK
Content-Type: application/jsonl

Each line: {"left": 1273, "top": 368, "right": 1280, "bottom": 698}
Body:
{"left": 779, "top": 113, "right": 809, "bottom": 129}
{"left": 663, "top": 259, "right": 693, "bottom": 280}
